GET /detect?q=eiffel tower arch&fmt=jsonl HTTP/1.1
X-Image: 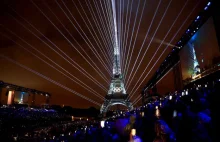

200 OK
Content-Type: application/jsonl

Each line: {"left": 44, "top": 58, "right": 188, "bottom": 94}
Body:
{"left": 100, "top": 100, "right": 133, "bottom": 114}
{"left": 100, "top": 75, "right": 133, "bottom": 114}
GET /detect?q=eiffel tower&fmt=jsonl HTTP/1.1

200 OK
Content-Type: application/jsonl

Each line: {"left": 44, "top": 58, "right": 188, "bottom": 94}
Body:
{"left": 100, "top": 0, "right": 133, "bottom": 115}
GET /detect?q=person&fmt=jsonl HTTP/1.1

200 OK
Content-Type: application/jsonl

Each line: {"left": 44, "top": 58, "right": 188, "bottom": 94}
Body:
{"left": 129, "top": 129, "right": 142, "bottom": 142}
{"left": 124, "top": 115, "right": 136, "bottom": 137}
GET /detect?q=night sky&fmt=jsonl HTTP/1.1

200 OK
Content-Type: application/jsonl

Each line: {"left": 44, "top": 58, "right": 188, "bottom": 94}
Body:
{"left": 0, "top": 0, "right": 208, "bottom": 108}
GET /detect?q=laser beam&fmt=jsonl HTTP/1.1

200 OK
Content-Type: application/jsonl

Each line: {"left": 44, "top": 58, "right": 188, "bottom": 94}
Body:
{"left": 54, "top": 0, "right": 112, "bottom": 75}
{"left": 0, "top": 33, "right": 105, "bottom": 100}
{"left": 0, "top": 54, "right": 101, "bottom": 106}
{"left": 126, "top": 0, "right": 172, "bottom": 91}
{"left": 129, "top": 1, "right": 200, "bottom": 102}
{"left": 124, "top": 0, "right": 162, "bottom": 89}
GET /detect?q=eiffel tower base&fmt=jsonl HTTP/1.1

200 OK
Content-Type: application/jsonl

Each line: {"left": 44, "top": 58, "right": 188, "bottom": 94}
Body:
{"left": 100, "top": 98, "right": 133, "bottom": 115}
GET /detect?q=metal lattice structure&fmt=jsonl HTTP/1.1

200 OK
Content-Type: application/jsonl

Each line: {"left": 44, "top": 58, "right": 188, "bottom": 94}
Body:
{"left": 0, "top": 80, "right": 50, "bottom": 97}
{"left": 100, "top": 0, "right": 133, "bottom": 114}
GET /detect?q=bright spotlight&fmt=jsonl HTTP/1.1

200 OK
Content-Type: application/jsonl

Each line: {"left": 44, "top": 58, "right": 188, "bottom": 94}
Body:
{"left": 100, "top": 121, "right": 105, "bottom": 128}
{"left": 169, "top": 95, "right": 172, "bottom": 100}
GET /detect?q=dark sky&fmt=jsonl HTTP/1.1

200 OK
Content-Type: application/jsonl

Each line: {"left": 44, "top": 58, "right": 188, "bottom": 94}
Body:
{"left": 0, "top": 0, "right": 208, "bottom": 108}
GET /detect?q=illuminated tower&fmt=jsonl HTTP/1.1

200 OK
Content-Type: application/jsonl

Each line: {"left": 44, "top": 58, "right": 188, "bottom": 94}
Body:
{"left": 100, "top": 0, "right": 133, "bottom": 114}
{"left": 191, "top": 43, "right": 200, "bottom": 78}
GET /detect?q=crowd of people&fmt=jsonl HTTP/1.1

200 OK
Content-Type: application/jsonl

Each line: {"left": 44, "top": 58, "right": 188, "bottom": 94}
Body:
{"left": 0, "top": 107, "right": 71, "bottom": 141}
{"left": 129, "top": 80, "right": 218, "bottom": 142}
{"left": 0, "top": 79, "right": 218, "bottom": 141}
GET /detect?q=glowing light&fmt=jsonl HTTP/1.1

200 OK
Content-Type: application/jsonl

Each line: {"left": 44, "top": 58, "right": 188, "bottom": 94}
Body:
{"left": 111, "top": 0, "right": 121, "bottom": 75}
{"left": 169, "top": 95, "right": 172, "bottom": 100}
{"left": 192, "top": 74, "right": 201, "bottom": 80}
{"left": 131, "top": 129, "right": 136, "bottom": 136}
{"left": 182, "top": 92, "right": 184, "bottom": 96}
{"left": 141, "top": 112, "right": 144, "bottom": 117}
{"left": 101, "top": 121, "right": 105, "bottom": 128}
{"left": 113, "top": 87, "right": 122, "bottom": 92}
{"left": 155, "top": 109, "right": 160, "bottom": 117}
{"left": 207, "top": 2, "right": 211, "bottom": 6}
{"left": 173, "top": 110, "right": 177, "bottom": 117}
{"left": 7, "top": 91, "right": 14, "bottom": 105}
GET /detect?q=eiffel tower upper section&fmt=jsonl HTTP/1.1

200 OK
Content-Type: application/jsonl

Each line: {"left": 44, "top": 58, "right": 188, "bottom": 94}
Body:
{"left": 108, "top": 0, "right": 126, "bottom": 97}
